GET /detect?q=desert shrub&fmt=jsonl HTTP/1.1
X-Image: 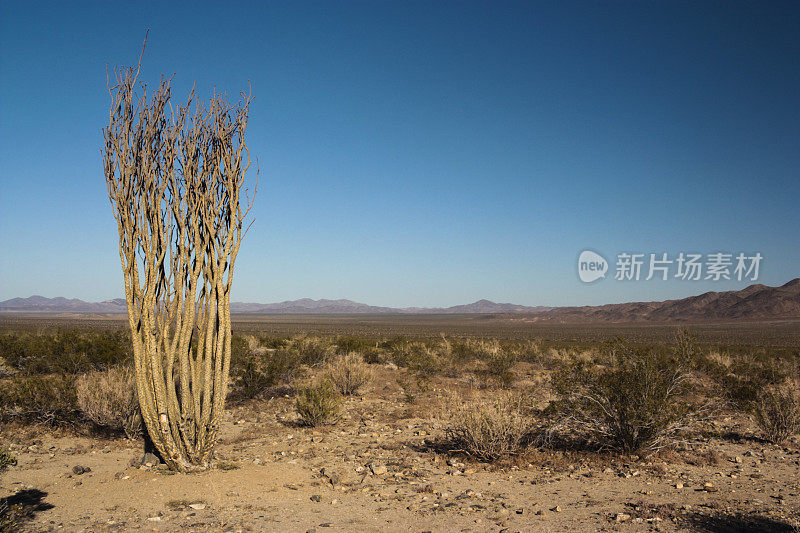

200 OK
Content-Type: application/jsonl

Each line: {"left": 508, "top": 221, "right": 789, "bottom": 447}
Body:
{"left": 0, "top": 501, "right": 24, "bottom": 533}
{"left": 295, "top": 379, "right": 341, "bottom": 427}
{"left": 230, "top": 349, "right": 303, "bottom": 400}
{"left": 549, "top": 341, "right": 708, "bottom": 454}
{"left": 0, "top": 375, "right": 80, "bottom": 427}
{"left": 482, "top": 348, "right": 518, "bottom": 388}
{"left": 704, "top": 354, "right": 790, "bottom": 413}
{"left": 445, "top": 394, "right": 531, "bottom": 461}
{"left": 518, "top": 340, "right": 543, "bottom": 363}
{"left": 0, "top": 449, "right": 15, "bottom": 471}
{"left": 0, "top": 329, "right": 132, "bottom": 375}
{"left": 752, "top": 384, "right": 800, "bottom": 444}
{"left": 230, "top": 334, "right": 250, "bottom": 364}
{"left": 285, "top": 335, "right": 335, "bottom": 366}
{"left": 75, "top": 366, "right": 141, "bottom": 439}
{"left": 391, "top": 342, "right": 444, "bottom": 375}
{"left": 0, "top": 357, "right": 13, "bottom": 379}
{"left": 334, "top": 335, "right": 372, "bottom": 354}
{"left": 325, "top": 352, "right": 372, "bottom": 395}
{"left": 361, "top": 346, "right": 385, "bottom": 364}
{"left": 256, "top": 334, "right": 286, "bottom": 349}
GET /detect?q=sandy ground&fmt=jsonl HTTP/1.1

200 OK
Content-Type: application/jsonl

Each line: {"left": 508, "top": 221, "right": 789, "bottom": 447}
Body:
{"left": 2, "top": 365, "right": 799, "bottom": 532}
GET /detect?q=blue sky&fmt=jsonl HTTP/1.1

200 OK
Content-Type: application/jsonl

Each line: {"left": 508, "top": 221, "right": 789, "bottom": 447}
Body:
{"left": 1, "top": 1, "right": 798, "bottom": 307}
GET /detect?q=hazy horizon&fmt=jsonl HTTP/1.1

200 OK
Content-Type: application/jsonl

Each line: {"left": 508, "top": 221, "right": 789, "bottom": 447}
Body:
{"left": 2, "top": 276, "right": 798, "bottom": 311}
{"left": 1, "top": 2, "right": 798, "bottom": 308}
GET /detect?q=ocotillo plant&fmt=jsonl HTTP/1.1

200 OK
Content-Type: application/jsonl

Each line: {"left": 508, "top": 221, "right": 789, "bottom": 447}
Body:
{"left": 103, "top": 48, "right": 255, "bottom": 471}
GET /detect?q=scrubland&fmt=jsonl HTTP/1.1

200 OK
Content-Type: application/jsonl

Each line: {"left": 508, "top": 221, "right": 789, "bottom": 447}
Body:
{"left": 1, "top": 318, "right": 799, "bottom": 532}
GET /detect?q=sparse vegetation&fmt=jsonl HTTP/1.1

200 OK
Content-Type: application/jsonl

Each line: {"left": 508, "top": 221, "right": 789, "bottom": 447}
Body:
{"left": 295, "top": 379, "right": 341, "bottom": 426}
{"left": 285, "top": 335, "right": 336, "bottom": 367}
{"left": 0, "top": 318, "right": 799, "bottom": 530}
{"left": 0, "top": 329, "right": 132, "bottom": 375}
{"left": 0, "top": 449, "right": 15, "bottom": 471}
{"left": 0, "top": 374, "right": 80, "bottom": 427}
{"left": 480, "top": 342, "right": 518, "bottom": 388}
{"left": 752, "top": 383, "right": 800, "bottom": 444}
{"left": 390, "top": 341, "right": 445, "bottom": 376}
{"left": 325, "top": 352, "right": 372, "bottom": 395}
{"left": 549, "top": 341, "right": 710, "bottom": 454}
{"left": 75, "top": 366, "right": 141, "bottom": 439}
{"left": 216, "top": 460, "right": 240, "bottom": 471}
{"left": 444, "top": 393, "right": 531, "bottom": 461}
{"left": 231, "top": 349, "right": 303, "bottom": 400}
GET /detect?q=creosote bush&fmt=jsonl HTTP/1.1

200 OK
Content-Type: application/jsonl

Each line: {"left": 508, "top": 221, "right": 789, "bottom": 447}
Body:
{"left": 325, "top": 352, "right": 372, "bottom": 395}
{"left": 0, "top": 375, "right": 80, "bottom": 427}
{"left": 231, "top": 349, "right": 303, "bottom": 400}
{"left": 75, "top": 366, "right": 142, "bottom": 439}
{"left": 549, "top": 341, "right": 708, "bottom": 455}
{"left": 390, "top": 342, "right": 444, "bottom": 376}
{"left": 0, "top": 329, "right": 132, "bottom": 375}
{"left": 752, "top": 384, "right": 800, "bottom": 444}
{"left": 482, "top": 348, "right": 518, "bottom": 389}
{"left": 295, "top": 379, "right": 341, "bottom": 427}
{"left": 285, "top": 335, "right": 336, "bottom": 367}
{"left": 702, "top": 352, "right": 790, "bottom": 413}
{"left": 445, "top": 394, "right": 531, "bottom": 461}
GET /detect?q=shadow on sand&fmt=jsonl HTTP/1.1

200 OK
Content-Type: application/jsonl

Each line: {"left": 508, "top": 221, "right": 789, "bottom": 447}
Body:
{"left": 1, "top": 488, "right": 54, "bottom": 529}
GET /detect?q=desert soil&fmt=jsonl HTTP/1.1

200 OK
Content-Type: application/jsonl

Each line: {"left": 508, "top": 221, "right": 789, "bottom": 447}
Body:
{"left": 2, "top": 365, "right": 799, "bottom": 532}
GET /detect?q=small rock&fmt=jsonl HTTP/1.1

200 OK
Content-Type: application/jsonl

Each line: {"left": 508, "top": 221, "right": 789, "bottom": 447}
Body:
{"left": 310, "top": 495, "right": 322, "bottom": 502}
{"left": 615, "top": 513, "right": 631, "bottom": 522}
{"left": 141, "top": 452, "right": 161, "bottom": 466}
{"left": 72, "top": 465, "right": 91, "bottom": 475}
{"left": 147, "top": 516, "right": 162, "bottom": 522}
{"left": 733, "top": 456, "right": 743, "bottom": 464}
{"left": 551, "top": 506, "right": 561, "bottom": 512}
{"left": 370, "top": 463, "right": 388, "bottom": 475}
{"left": 675, "top": 483, "right": 684, "bottom": 489}
{"left": 188, "top": 503, "right": 206, "bottom": 510}
{"left": 703, "top": 482, "right": 718, "bottom": 493}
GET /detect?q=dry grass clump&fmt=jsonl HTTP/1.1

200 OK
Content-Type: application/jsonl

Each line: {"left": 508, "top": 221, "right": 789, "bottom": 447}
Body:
{"left": 752, "top": 383, "right": 800, "bottom": 444}
{"left": 549, "top": 341, "right": 710, "bottom": 455}
{"left": 75, "top": 366, "right": 141, "bottom": 439}
{"left": 295, "top": 379, "right": 341, "bottom": 427}
{"left": 444, "top": 393, "right": 531, "bottom": 461}
{"left": 325, "top": 352, "right": 372, "bottom": 395}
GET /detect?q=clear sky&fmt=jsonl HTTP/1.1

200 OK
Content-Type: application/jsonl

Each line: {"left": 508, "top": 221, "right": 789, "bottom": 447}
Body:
{"left": 1, "top": 1, "right": 798, "bottom": 307}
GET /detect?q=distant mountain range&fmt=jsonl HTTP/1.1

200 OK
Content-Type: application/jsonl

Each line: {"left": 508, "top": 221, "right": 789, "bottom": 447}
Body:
{"left": 1, "top": 279, "right": 798, "bottom": 321}
{"left": 0, "top": 295, "right": 549, "bottom": 315}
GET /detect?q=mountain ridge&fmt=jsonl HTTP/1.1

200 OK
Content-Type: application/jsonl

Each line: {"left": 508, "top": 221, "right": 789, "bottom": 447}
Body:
{"left": 1, "top": 279, "right": 798, "bottom": 321}
{"left": 0, "top": 295, "right": 550, "bottom": 315}
{"left": 507, "top": 278, "right": 800, "bottom": 322}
